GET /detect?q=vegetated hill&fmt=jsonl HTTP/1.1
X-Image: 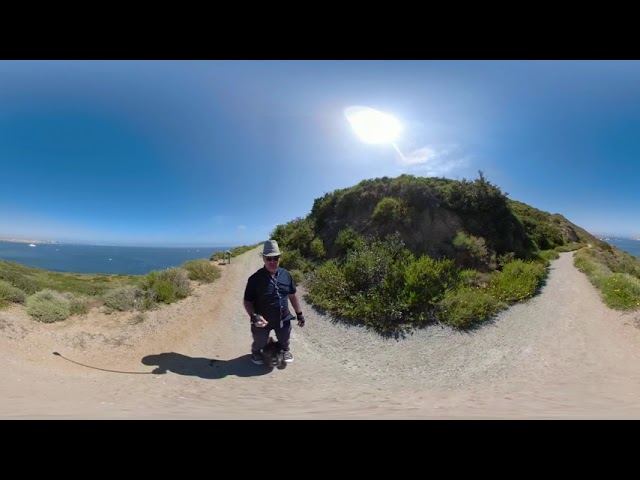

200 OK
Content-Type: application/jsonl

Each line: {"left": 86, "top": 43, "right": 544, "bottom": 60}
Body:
{"left": 271, "top": 172, "right": 639, "bottom": 334}
{"left": 278, "top": 172, "right": 596, "bottom": 267}
{"left": 507, "top": 199, "right": 596, "bottom": 251}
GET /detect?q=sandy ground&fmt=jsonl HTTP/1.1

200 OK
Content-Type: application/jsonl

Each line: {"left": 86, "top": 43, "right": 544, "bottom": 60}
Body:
{"left": 1, "top": 249, "right": 640, "bottom": 419}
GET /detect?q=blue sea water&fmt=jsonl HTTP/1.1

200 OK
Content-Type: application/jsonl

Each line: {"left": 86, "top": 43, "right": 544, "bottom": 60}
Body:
{"left": 0, "top": 241, "right": 232, "bottom": 275}
{"left": 604, "top": 238, "right": 640, "bottom": 259}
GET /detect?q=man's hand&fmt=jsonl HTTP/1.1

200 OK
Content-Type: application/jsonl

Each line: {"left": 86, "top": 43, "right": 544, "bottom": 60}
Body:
{"left": 296, "top": 313, "right": 305, "bottom": 327}
{"left": 252, "top": 313, "right": 268, "bottom": 328}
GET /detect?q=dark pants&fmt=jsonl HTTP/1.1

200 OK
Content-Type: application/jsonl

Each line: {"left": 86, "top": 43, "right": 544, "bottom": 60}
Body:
{"left": 251, "top": 320, "right": 292, "bottom": 354}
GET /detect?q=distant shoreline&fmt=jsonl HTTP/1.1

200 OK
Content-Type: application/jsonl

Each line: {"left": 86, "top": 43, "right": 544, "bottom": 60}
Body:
{"left": 0, "top": 238, "right": 57, "bottom": 245}
{"left": 0, "top": 238, "right": 236, "bottom": 248}
{"left": 0, "top": 242, "right": 227, "bottom": 275}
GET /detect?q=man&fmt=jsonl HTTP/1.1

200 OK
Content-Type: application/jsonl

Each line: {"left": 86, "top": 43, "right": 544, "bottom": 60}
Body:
{"left": 243, "top": 239, "right": 305, "bottom": 365}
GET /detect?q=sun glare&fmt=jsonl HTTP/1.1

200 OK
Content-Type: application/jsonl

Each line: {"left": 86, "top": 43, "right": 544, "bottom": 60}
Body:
{"left": 344, "top": 106, "right": 402, "bottom": 144}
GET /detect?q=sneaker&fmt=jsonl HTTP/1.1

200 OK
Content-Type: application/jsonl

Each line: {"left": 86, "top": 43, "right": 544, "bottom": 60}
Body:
{"left": 282, "top": 350, "right": 294, "bottom": 363}
{"left": 250, "top": 352, "right": 264, "bottom": 365}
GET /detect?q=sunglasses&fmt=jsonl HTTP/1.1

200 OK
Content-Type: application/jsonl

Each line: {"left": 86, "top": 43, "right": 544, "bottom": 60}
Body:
{"left": 265, "top": 256, "right": 280, "bottom": 262}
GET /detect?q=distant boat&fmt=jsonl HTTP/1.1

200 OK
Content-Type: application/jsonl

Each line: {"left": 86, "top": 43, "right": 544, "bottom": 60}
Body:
{"left": 28, "top": 243, "right": 36, "bottom": 247}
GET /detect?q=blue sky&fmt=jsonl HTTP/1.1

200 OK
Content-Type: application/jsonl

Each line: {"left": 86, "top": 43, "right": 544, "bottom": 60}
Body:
{"left": 0, "top": 60, "right": 638, "bottom": 247}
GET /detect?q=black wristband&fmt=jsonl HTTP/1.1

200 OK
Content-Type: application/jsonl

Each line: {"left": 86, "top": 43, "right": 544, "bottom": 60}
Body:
{"left": 296, "top": 311, "right": 303, "bottom": 316}
{"left": 250, "top": 313, "right": 259, "bottom": 323}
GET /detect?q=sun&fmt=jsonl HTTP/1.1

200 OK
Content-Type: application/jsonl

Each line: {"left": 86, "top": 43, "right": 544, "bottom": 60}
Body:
{"left": 344, "top": 106, "right": 402, "bottom": 144}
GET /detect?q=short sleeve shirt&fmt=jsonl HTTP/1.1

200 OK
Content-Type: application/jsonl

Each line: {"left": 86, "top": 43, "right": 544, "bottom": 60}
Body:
{"left": 244, "top": 267, "right": 297, "bottom": 325}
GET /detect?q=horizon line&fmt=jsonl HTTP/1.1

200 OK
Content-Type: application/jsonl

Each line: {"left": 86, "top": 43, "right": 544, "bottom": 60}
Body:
{"left": 0, "top": 238, "right": 255, "bottom": 249}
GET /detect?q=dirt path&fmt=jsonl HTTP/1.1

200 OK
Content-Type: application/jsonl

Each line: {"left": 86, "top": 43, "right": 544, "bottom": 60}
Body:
{"left": 1, "top": 250, "right": 640, "bottom": 418}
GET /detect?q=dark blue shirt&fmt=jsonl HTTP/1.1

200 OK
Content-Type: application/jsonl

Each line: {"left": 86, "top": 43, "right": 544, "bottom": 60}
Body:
{"left": 244, "top": 267, "right": 297, "bottom": 325}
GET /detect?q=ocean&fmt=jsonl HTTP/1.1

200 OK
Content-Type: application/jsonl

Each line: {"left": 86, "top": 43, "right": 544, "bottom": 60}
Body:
{"left": 604, "top": 238, "right": 640, "bottom": 259}
{"left": 3, "top": 237, "right": 636, "bottom": 276}
{"left": 0, "top": 241, "right": 232, "bottom": 275}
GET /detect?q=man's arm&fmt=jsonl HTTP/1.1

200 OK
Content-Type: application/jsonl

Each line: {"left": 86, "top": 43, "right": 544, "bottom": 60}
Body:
{"left": 243, "top": 278, "right": 267, "bottom": 327}
{"left": 243, "top": 300, "right": 255, "bottom": 317}
{"left": 289, "top": 293, "right": 305, "bottom": 327}
{"left": 289, "top": 293, "right": 301, "bottom": 314}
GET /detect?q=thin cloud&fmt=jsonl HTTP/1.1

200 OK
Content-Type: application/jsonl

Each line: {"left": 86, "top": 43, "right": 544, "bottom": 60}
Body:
{"left": 395, "top": 144, "right": 469, "bottom": 176}
{"left": 237, "top": 225, "right": 247, "bottom": 230}
{"left": 397, "top": 147, "right": 437, "bottom": 166}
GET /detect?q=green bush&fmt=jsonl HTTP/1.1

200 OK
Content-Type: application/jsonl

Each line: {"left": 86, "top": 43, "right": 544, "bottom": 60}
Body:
{"left": 341, "top": 237, "right": 408, "bottom": 294}
{"left": 537, "top": 249, "right": 560, "bottom": 263}
{"left": 280, "top": 249, "right": 304, "bottom": 271}
{"left": 103, "top": 285, "right": 147, "bottom": 312}
{"left": 210, "top": 251, "right": 226, "bottom": 261}
{"left": 444, "top": 171, "right": 507, "bottom": 214}
{"left": 583, "top": 244, "right": 640, "bottom": 279}
{"left": 437, "top": 288, "right": 506, "bottom": 328}
{"left": 573, "top": 246, "right": 640, "bottom": 310}
{"left": 556, "top": 242, "right": 588, "bottom": 252}
{"left": 574, "top": 251, "right": 600, "bottom": 276}
{"left": 0, "top": 270, "right": 39, "bottom": 294}
{"left": 210, "top": 243, "right": 261, "bottom": 261}
{"left": 345, "top": 290, "right": 408, "bottom": 333}
{"left": 496, "top": 252, "right": 516, "bottom": 268}
{"left": 308, "top": 235, "right": 414, "bottom": 333}
{"left": 155, "top": 281, "right": 178, "bottom": 303}
{"left": 335, "top": 227, "right": 366, "bottom": 257}
{"left": 372, "top": 197, "right": 409, "bottom": 225}
{"left": 272, "top": 217, "right": 316, "bottom": 258}
{"left": 574, "top": 249, "right": 611, "bottom": 287}
{"left": 26, "top": 289, "right": 72, "bottom": 323}
{"left": 143, "top": 268, "right": 191, "bottom": 304}
{"left": 68, "top": 295, "right": 91, "bottom": 316}
{"left": 182, "top": 259, "right": 221, "bottom": 283}
{"left": 403, "top": 256, "right": 457, "bottom": 317}
{"left": 0, "top": 280, "right": 26, "bottom": 307}
{"left": 290, "top": 269, "right": 304, "bottom": 285}
{"left": 456, "top": 269, "right": 489, "bottom": 288}
{"left": 343, "top": 247, "right": 382, "bottom": 292}
{"left": 600, "top": 273, "right": 640, "bottom": 310}
{"left": 453, "top": 230, "right": 489, "bottom": 265}
{"left": 489, "top": 260, "right": 547, "bottom": 303}
{"left": 509, "top": 200, "right": 566, "bottom": 250}
{"left": 310, "top": 238, "right": 326, "bottom": 261}
{"left": 306, "top": 260, "right": 348, "bottom": 313}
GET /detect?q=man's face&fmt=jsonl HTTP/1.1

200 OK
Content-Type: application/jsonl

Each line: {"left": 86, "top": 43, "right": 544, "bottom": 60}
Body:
{"left": 263, "top": 255, "right": 280, "bottom": 273}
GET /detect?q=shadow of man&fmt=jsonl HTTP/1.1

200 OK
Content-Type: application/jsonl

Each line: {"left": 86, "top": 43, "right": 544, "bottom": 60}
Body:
{"left": 141, "top": 352, "right": 272, "bottom": 379}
